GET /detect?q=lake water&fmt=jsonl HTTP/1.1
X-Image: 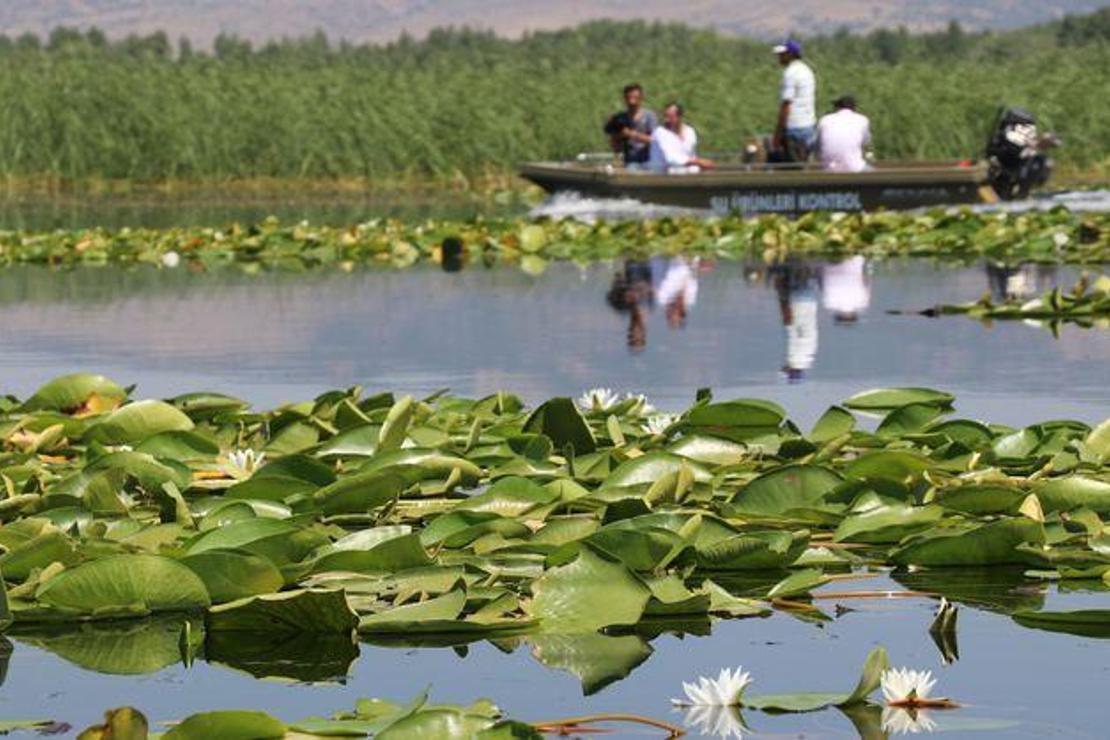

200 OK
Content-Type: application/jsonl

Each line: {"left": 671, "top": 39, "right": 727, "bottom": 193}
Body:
{"left": 0, "top": 254, "right": 1108, "bottom": 737}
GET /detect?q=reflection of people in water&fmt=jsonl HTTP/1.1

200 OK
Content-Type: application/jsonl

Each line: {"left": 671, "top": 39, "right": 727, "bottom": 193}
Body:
{"left": 606, "top": 256, "right": 703, "bottom": 349}
{"left": 771, "top": 260, "right": 820, "bottom": 382}
{"left": 985, "top": 262, "right": 1057, "bottom": 301}
{"left": 607, "top": 259, "right": 654, "bottom": 350}
{"left": 656, "top": 256, "right": 699, "bottom": 328}
{"left": 821, "top": 255, "right": 871, "bottom": 323}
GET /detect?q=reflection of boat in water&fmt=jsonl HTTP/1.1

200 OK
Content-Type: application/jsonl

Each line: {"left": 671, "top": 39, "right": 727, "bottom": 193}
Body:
{"left": 522, "top": 108, "right": 1054, "bottom": 215}
{"left": 522, "top": 159, "right": 994, "bottom": 214}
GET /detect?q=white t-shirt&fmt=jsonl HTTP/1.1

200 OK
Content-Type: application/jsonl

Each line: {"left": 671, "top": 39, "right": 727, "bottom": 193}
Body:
{"left": 817, "top": 109, "right": 871, "bottom": 172}
{"left": 780, "top": 60, "right": 816, "bottom": 129}
{"left": 648, "top": 124, "right": 699, "bottom": 173}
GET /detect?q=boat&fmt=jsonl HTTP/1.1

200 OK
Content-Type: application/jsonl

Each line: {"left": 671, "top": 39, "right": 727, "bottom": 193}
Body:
{"left": 521, "top": 108, "right": 1054, "bottom": 215}
{"left": 520, "top": 158, "right": 996, "bottom": 214}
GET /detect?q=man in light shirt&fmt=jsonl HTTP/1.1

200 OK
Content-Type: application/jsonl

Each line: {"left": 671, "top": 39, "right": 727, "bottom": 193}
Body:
{"left": 816, "top": 96, "right": 872, "bottom": 172}
{"left": 648, "top": 103, "right": 715, "bottom": 174}
{"left": 772, "top": 39, "right": 816, "bottom": 163}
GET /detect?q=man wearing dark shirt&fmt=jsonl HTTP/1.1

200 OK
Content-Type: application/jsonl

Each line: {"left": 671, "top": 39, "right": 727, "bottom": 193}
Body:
{"left": 604, "top": 83, "right": 658, "bottom": 168}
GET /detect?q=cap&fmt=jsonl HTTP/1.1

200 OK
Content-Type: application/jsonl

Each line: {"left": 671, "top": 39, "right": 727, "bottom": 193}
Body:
{"left": 772, "top": 40, "right": 802, "bottom": 56}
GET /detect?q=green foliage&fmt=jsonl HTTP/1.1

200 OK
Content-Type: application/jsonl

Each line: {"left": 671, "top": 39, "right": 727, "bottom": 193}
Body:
{"left": 0, "top": 15, "right": 1103, "bottom": 182}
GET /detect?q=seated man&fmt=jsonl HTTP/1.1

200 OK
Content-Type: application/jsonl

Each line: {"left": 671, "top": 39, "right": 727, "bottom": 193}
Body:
{"left": 816, "top": 95, "right": 871, "bottom": 173}
{"left": 648, "top": 103, "right": 714, "bottom": 174}
{"left": 602, "top": 83, "right": 657, "bottom": 168}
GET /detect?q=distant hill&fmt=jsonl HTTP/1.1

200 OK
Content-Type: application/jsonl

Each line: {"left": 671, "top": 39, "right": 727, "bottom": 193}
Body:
{"left": 0, "top": 0, "right": 1106, "bottom": 45}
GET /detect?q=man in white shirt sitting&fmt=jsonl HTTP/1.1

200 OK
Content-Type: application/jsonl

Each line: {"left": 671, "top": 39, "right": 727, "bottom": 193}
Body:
{"left": 648, "top": 103, "right": 715, "bottom": 174}
{"left": 816, "top": 96, "right": 872, "bottom": 173}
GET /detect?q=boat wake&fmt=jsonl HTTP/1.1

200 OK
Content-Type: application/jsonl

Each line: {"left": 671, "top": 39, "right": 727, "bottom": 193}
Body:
{"left": 972, "top": 189, "right": 1110, "bottom": 214}
{"left": 529, "top": 189, "right": 1110, "bottom": 222}
{"left": 529, "top": 192, "right": 710, "bottom": 222}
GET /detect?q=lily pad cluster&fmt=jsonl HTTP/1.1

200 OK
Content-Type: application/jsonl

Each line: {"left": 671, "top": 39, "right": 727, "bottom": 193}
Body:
{"left": 0, "top": 207, "right": 1105, "bottom": 273}
{"left": 901, "top": 273, "right": 1110, "bottom": 332}
{"left": 1, "top": 376, "right": 1109, "bottom": 686}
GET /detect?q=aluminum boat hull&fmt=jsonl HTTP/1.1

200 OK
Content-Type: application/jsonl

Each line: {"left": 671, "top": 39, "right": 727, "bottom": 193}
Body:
{"left": 520, "top": 161, "right": 995, "bottom": 214}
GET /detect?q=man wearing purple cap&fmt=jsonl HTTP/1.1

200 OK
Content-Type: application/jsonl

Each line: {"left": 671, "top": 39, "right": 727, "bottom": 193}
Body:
{"left": 772, "top": 40, "right": 817, "bottom": 163}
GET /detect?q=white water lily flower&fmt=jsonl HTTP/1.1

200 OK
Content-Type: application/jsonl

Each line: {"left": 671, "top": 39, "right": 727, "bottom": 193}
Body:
{"left": 576, "top": 387, "right": 618, "bottom": 412}
{"left": 623, "top": 392, "right": 656, "bottom": 417}
{"left": 161, "top": 250, "right": 181, "bottom": 268}
{"left": 672, "top": 667, "right": 751, "bottom": 707}
{"left": 882, "top": 668, "right": 938, "bottom": 706}
{"left": 1052, "top": 232, "right": 1069, "bottom": 248}
{"left": 223, "top": 449, "right": 266, "bottom": 479}
{"left": 642, "top": 414, "right": 678, "bottom": 436}
{"left": 882, "top": 707, "right": 938, "bottom": 735}
{"left": 678, "top": 705, "right": 745, "bottom": 739}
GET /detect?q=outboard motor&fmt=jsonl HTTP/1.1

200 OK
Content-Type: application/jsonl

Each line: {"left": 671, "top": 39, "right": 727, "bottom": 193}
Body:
{"left": 986, "top": 107, "right": 1056, "bottom": 200}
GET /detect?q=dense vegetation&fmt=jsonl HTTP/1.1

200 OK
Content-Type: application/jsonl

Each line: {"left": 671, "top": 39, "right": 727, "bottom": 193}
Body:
{"left": 0, "top": 209, "right": 1105, "bottom": 272}
{"left": 0, "top": 10, "right": 1105, "bottom": 184}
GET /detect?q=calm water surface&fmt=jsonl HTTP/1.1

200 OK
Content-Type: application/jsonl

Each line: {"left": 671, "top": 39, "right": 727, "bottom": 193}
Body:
{"left": 0, "top": 256, "right": 1107, "bottom": 738}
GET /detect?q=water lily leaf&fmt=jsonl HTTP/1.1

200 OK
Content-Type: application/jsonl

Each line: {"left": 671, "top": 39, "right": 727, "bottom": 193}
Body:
{"left": 743, "top": 646, "right": 888, "bottom": 712}
{"left": 316, "top": 424, "right": 381, "bottom": 458}
{"left": 169, "top": 392, "right": 249, "bottom": 420}
{"left": 0, "top": 530, "right": 78, "bottom": 582}
{"left": 834, "top": 500, "right": 945, "bottom": 544}
{"left": 357, "top": 588, "right": 465, "bottom": 631}
{"left": 180, "top": 550, "right": 284, "bottom": 604}
{"left": 844, "top": 450, "right": 931, "bottom": 488}
{"left": 529, "top": 633, "right": 652, "bottom": 695}
{"left": 1012, "top": 609, "right": 1110, "bottom": 638}
{"left": 934, "top": 484, "right": 1027, "bottom": 515}
{"left": 134, "top": 430, "right": 219, "bottom": 462}
{"left": 528, "top": 543, "right": 650, "bottom": 632}
{"left": 254, "top": 454, "right": 336, "bottom": 487}
{"left": 766, "top": 568, "right": 829, "bottom": 599}
{"left": 163, "top": 710, "right": 286, "bottom": 740}
{"left": 84, "top": 400, "right": 195, "bottom": 445}
{"left": 730, "top": 465, "right": 843, "bottom": 516}
{"left": 600, "top": 452, "right": 712, "bottom": 490}
{"left": 207, "top": 589, "right": 358, "bottom": 634}
{"left": 891, "top": 519, "right": 1045, "bottom": 567}
{"left": 697, "top": 530, "right": 809, "bottom": 570}
{"left": 0, "top": 566, "right": 10, "bottom": 631}
{"left": 668, "top": 435, "right": 748, "bottom": 465}
{"left": 810, "top": 406, "right": 856, "bottom": 443}
{"left": 309, "top": 532, "right": 432, "bottom": 575}
{"left": 77, "top": 706, "right": 149, "bottom": 740}
{"left": 313, "top": 470, "right": 411, "bottom": 515}
{"left": 21, "top": 374, "right": 126, "bottom": 413}
{"left": 376, "top": 707, "right": 497, "bottom": 740}
{"left": 843, "top": 388, "right": 954, "bottom": 411}
{"left": 378, "top": 396, "right": 416, "bottom": 453}
{"left": 876, "top": 403, "right": 946, "bottom": 436}
{"left": 35, "top": 555, "right": 210, "bottom": 617}
{"left": 585, "top": 526, "right": 691, "bottom": 572}
{"left": 1086, "top": 418, "right": 1110, "bottom": 459}
{"left": 358, "top": 449, "right": 482, "bottom": 486}
{"left": 185, "top": 518, "right": 325, "bottom": 567}
{"left": 523, "top": 398, "right": 595, "bottom": 455}
{"left": 1037, "top": 477, "right": 1110, "bottom": 514}
{"left": 456, "top": 476, "right": 559, "bottom": 517}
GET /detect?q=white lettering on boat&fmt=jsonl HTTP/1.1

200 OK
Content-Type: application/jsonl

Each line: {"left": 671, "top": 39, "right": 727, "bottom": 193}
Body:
{"left": 709, "top": 191, "right": 863, "bottom": 215}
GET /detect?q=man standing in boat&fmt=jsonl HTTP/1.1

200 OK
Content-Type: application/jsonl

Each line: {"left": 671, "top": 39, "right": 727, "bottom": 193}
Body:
{"left": 603, "top": 84, "right": 658, "bottom": 169}
{"left": 648, "top": 103, "right": 715, "bottom": 173}
{"left": 772, "top": 40, "right": 817, "bottom": 163}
